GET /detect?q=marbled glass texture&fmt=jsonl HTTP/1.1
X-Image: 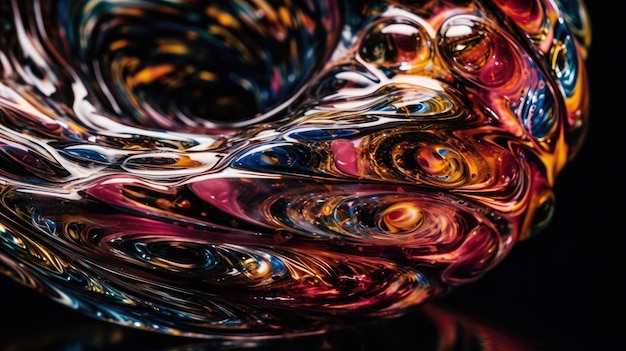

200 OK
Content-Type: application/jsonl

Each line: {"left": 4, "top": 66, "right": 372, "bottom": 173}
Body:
{"left": 0, "top": 0, "right": 591, "bottom": 339}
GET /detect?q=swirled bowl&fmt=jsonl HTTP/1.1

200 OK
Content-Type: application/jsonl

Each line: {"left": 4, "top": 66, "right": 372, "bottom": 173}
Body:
{"left": 0, "top": 0, "right": 591, "bottom": 339}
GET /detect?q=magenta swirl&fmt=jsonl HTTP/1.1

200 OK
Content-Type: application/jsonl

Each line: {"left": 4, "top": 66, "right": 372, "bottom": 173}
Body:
{"left": 0, "top": 0, "right": 591, "bottom": 338}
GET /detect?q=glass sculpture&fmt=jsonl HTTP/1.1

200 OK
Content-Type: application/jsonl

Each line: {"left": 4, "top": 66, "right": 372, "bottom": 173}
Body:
{"left": 0, "top": 0, "right": 591, "bottom": 339}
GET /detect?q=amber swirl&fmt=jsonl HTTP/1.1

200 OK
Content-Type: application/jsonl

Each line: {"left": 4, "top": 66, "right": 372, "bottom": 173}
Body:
{"left": 0, "top": 0, "right": 590, "bottom": 339}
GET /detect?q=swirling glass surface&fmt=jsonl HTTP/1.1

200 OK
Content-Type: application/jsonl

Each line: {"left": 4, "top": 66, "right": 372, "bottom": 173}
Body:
{"left": 0, "top": 0, "right": 591, "bottom": 339}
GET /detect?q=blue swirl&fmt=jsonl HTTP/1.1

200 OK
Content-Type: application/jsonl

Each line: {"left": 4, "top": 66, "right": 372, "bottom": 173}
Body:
{"left": 553, "top": 17, "right": 580, "bottom": 97}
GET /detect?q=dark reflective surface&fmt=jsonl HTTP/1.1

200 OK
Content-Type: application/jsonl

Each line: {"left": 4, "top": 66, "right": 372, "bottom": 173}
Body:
{"left": 0, "top": 299, "right": 545, "bottom": 351}
{"left": 0, "top": 1, "right": 621, "bottom": 350}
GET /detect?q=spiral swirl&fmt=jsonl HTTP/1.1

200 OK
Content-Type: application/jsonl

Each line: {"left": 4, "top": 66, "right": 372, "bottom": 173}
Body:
{"left": 0, "top": 0, "right": 591, "bottom": 338}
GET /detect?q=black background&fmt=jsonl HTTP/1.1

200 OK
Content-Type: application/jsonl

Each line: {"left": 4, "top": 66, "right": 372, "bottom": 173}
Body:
{"left": 0, "top": 1, "right": 622, "bottom": 350}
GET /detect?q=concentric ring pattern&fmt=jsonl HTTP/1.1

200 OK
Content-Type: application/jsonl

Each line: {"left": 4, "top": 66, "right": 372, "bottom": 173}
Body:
{"left": 0, "top": 0, "right": 591, "bottom": 338}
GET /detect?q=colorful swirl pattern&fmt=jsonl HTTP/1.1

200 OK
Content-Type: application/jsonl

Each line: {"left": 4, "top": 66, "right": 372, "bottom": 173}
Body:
{"left": 0, "top": 0, "right": 591, "bottom": 339}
